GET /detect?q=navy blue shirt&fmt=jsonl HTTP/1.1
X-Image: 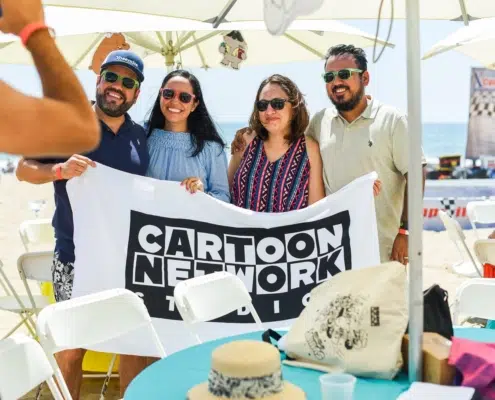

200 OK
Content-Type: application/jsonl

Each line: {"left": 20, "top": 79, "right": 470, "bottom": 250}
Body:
{"left": 36, "top": 114, "right": 149, "bottom": 263}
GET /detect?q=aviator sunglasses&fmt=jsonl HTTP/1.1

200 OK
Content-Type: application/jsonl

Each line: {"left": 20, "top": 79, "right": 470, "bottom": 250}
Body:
{"left": 322, "top": 68, "right": 363, "bottom": 83}
{"left": 161, "top": 88, "right": 196, "bottom": 104}
{"left": 256, "top": 98, "right": 289, "bottom": 112}
{"left": 101, "top": 71, "right": 140, "bottom": 89}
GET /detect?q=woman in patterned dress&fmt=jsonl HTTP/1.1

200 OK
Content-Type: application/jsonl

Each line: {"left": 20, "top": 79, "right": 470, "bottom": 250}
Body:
{"left": 229, "top": 74, "right": 326, "bottom": 212}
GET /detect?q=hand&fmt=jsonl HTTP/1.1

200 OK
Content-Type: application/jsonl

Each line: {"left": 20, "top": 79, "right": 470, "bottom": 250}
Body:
{"left": 230, "top": 127, "right": 252, "bottom": 155}
{"left": 0, "top": 0, "right": 45, "bottom": 36}
{"left": 390, "top": 233, "right": 408, "bottom": 265}
{"left": 489, "top": 231, "right": 495, "bottom": 239}
{"left": 59, "top": 155, "right": 96, "bottom": 180}
{"left": 373, "top": 179, "right": 382, "bottom": 197}
{"left": 181, "top": 177, "right": 204, "bottom": 194}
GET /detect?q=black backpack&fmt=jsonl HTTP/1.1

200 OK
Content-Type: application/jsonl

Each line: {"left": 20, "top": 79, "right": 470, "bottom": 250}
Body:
{"left": 406, "top": 284, "right": 454, "bottom": 339}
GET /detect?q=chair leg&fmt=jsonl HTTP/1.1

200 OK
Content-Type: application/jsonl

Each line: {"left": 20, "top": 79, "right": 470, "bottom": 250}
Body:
{"left": 46, "top": 376, "right": 66, "bottom": 400}
{"left": 1, "top": 318, "right": 27, "bottom": 339}
{"left": 99, "top": 354, "right": 118, "bottom": 400}
{"left": 44, "top": 351, "right": 73, "bottom": 400}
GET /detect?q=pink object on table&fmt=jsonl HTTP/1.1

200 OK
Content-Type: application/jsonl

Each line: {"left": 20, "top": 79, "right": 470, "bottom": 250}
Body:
{"left": 448, "top": 337, "right": 495, "bottom": 399}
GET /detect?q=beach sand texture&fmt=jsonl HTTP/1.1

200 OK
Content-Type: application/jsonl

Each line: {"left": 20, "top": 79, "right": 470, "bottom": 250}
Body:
{"left": 0, "top": 174, "right": 489, "bottom": 399}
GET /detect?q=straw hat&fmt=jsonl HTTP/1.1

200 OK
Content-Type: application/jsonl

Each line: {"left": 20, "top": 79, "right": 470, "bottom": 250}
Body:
{"left": 187, "top": 340, "right": 305, "bottom": 399}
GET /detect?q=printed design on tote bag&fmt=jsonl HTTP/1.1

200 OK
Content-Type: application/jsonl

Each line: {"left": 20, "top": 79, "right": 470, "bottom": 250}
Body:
{"left": 307, "top": 294, "right": 370, "bottom": 359}
{"left": 305, "top": 329, "right": 326, "bottom": 360}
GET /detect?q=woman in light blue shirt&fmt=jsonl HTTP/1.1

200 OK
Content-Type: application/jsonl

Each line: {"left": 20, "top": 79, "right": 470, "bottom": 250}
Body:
{"left": 145, "top": 70, "right": 230, "bottom": 202}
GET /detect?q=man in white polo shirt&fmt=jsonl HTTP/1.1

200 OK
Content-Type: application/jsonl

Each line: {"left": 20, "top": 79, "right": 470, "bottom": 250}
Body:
{"left": 306, "top": 44, "right": 426, "bottom": 264}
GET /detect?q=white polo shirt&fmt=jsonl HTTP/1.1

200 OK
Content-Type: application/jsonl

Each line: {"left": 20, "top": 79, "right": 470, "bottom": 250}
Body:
{"left": 306, "top": 96, "right": 425, "bottom": 262}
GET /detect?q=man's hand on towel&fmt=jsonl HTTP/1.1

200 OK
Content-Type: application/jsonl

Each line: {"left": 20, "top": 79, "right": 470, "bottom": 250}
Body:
{"left": 59, "top": 155, "right": 96, "bottom": 180}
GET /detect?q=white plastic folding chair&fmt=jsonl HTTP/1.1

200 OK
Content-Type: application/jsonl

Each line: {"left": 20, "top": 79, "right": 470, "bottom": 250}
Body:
{"left": 18, "top": 251, "right": 117, "bottom": 399}
{"left": 473, "top": 239, "right": 495, "bottom": 268}
{"left": 438, "top": 210, "right": 482, "bottom": 277}
{"left": 36, "top": 288, "right": 167, "bottom": 400}
{"left": 174, "top": 271, "right": 263, "bottom": 344}
{"left": 466, "top": 200, "right": 495, "bottom": 239}
{"left": 0, "top": 334, "right": 63, "bottom": 400}
{"left": 452, "top": 278, "right": 495, "bottom": 325}
{"left": 0, "top": 257, "right": 50, "bottom": 339}
{"left": 18, "top": 218, "right": 54, "bottom": 251}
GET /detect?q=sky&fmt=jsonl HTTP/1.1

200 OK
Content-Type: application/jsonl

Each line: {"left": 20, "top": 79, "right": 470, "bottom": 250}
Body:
{"left": 0, "top": 19, "right": 482, "bottom": 124}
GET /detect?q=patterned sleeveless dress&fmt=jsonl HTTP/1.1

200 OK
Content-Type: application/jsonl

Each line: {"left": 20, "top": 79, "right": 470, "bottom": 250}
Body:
{"left": 231, "top": 135, "right": 310, "bottom": 212}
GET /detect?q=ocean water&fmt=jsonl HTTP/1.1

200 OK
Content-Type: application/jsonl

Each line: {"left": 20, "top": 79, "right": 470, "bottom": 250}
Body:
{"left": 0, "top": 122, "right": 468, "bottom": 163}
{"left": 215, "top": 122, "right": 468, "bottom": 160}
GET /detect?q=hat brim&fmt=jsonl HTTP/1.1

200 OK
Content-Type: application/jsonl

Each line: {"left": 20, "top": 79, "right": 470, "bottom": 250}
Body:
{"left": 100, "top": 61, "right": 144, "bottom": 82}
{"left": 187, "top": 381, "right": 306, "bottom": 400}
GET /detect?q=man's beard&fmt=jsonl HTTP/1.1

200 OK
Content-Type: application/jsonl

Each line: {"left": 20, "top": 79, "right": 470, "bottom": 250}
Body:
{"left": 96, "top": 88, "right": 134, "bottom": 117}
{"left": 329, "top": 83, "right": 365, "bottom": 112}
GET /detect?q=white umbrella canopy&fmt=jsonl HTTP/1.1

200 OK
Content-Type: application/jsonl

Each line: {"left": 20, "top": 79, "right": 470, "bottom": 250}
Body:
{"left": 42, "top": 0, "right": 495, "bottom": 22}
{"left": 423, "top": 17, "right": 495, "bottom": 68}
{"left": 0, "top": 8, "right": 394, "bottom": 69}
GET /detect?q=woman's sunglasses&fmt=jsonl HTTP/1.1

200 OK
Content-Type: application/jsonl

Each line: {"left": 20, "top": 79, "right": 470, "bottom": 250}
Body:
{"left": 256, "top": 98, "right": 288, "bottom": 112}
{"left": 101, "top": 71, "right": 139, "bottom": 89}
{"left": 161, "top": 88, "right": 195, "bottom": 104}
{"left": 322, "top": 68, "right": 363, "bottom": 83}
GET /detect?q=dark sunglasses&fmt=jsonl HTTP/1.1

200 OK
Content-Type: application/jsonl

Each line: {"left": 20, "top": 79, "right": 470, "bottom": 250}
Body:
{"left": 322, "top": 68, "right": 363, "bottom": 83}
{"left": 256, "top": 98, "right": 289, "bottom": 112}
{"left": 161, "top": 88, "right": 195, "bottom": 104}
{"left": 101, "top": 71, "right": 139, "bottom": 89}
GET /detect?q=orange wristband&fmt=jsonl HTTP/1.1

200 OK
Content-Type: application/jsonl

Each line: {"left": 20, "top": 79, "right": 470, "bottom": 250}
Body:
{"left": 19, "top": 22, "right": 53, "bottom": 47}
{"left": 55, "top": 164, "right": 63, "bottom": 180}
{"left": 399, "top": 228, "right": 409, "bottom": 236}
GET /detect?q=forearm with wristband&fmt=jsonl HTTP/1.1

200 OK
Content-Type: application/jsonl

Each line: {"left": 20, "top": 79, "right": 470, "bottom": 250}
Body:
{"left": 19, "top": 21, "right": 55, "bottom": 47}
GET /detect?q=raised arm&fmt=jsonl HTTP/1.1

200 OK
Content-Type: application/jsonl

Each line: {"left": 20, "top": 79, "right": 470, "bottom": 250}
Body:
{"left": 0, "top": 0, "right": 100, "bottom": 157}
{"left": 228, "top": 127, "right": 256, "bottom": 188}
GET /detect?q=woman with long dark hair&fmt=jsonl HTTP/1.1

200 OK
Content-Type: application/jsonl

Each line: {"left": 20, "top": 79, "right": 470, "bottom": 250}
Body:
{"left": 145, "top": 70, "right": 230, "bottom": 202}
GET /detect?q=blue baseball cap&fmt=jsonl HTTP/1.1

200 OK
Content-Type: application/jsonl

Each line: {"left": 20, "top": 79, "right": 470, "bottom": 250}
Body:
{"left": 100, "top": 50, "right": 145, "bottom": 83}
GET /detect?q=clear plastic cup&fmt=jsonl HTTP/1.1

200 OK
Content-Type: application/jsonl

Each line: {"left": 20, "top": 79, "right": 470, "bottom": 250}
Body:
{"left": 319, "top": 373, "right": 357, "bottom": 400}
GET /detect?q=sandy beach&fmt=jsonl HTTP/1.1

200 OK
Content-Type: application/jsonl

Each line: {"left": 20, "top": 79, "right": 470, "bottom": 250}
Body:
{"left": 0, "top": 172, "right": 490, "bottom": 398}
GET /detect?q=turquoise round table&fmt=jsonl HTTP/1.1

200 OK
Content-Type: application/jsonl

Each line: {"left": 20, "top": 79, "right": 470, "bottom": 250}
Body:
{"left": 125, "top": 328, "right": 495, "bottom": 399}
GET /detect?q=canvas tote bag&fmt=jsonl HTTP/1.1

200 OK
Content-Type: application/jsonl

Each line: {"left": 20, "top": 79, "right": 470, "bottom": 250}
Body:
{"left": 282, "top": 262, "right": 408, "bottom": 380}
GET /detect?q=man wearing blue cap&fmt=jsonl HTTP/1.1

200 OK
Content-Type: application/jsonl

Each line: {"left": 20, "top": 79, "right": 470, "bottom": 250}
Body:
{"left": 16, "top": 50, "right": 150, "bottom": 398}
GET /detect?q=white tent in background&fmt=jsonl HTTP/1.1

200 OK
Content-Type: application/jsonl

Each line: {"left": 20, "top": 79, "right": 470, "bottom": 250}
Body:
{"left": 41, "top": 0, "right": 495, "bottom": 382}
{"left": 0, "top": 8, "right": 394, "bottom": 70}
{"left": 423, "top": 17, "right": 495, "bottom": 68}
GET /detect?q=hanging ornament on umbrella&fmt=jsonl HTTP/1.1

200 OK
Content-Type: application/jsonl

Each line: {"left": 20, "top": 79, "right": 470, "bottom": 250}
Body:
{"left": 219, "top": 30, "right": 247, "bottom": 70}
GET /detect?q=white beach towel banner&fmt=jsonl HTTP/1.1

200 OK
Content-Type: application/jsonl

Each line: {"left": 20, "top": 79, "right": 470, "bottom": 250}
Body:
{"left": 67, "top": 164, "right": 380, "bottom": 356}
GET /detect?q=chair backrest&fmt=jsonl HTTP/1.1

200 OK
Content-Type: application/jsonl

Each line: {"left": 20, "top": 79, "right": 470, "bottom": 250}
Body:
{"left": 438, "top": 210, "right": 481, "bottom": 275}
{"left": 36, "top": 288, "right": 166, "bottom": 357}
{"left": 19, "top": 219, "right": 54, "bottom": 251}
{"left": 438, "top": 210, "right": 466, "bottom": 243}
{"left": 467, "top": 200, "right": 495, "bottom": 225}
{"left": 174, "top": 272, "right": 262, "bottom": 326}
{"left": 473, "top": 239, "right": 495, "bottom": 265}
{"left": 0, "top": 334, "right": 63, "bottom": 400}
{"left": 17, "top": 251, "right": 54, "bottom": 282}
{"left": 453, "top": 278, "right": 495, "bottom": 323}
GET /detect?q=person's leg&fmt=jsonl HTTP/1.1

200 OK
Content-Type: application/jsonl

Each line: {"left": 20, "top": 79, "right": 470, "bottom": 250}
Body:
{"left": 119, "top": 356, "right": 158, "bottom": 396}
{"left": 51, "top": 253, "right": 86, "bottom": 399}
{"left": 54, "top": 348, "right": 87, "bottom": 399}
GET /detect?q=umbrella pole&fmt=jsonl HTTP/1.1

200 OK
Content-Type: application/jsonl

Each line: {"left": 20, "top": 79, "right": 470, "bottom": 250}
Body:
{"left": 405, "top": 0, "right": 424, "bottom": 383}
